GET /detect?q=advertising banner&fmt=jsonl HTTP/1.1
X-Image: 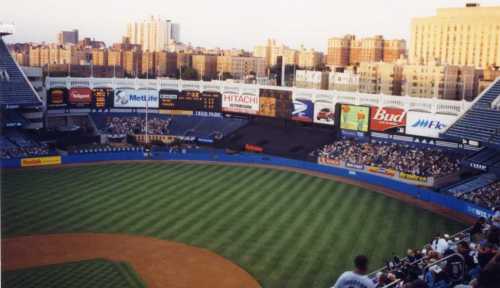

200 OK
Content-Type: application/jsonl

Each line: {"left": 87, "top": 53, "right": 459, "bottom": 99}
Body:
{"left": 345, "top": 162, "right": 364, "bottom": 170}
{"left": 47, "top": 88, "right": 68, "bottom": 108}
{"left": 370, "top": 107, "right": 406, "bottom": 133}
{"left": 114, "top": 89, "right": 159, "bottom": 108}
{"left": 340, "top": 104, "right": 369, "bottom": 132}
{"left": 367, "top": 166, "right": 397, "bottom": 177}
{"left": 194, "top": 111, "right": 222, "bottom": 118}
{"left": 318, "top": 157, "right": 341, "bottom": 167}
{"left": 222, "top": 93, "right": 259, "bottom": 114}
{"left": 245, "top": 144, "right": 263, "bottom": 153}
{"left": 159, "top": 89, "right": 180, "bottom": 109}
{"left": 92, "top": 88, "right": 112, "bottom": 109}
{"left": 21, "top": 156, "right": 61, "bottom": 167}
{"left": 399, "top": 172, "right": 428, "bottom": 183}
{"left": 313, "top": 96, "right": 335, "bottom": 125}
{"left": 258, "top": 89, "right": 293, "bottom": 118}
{"left": 159, "top": 109, "right": 193, "bottom": 116}
{"left": 292, "top": 97, "right": 314, "bottom": 122}
{"left": 406, "top": 112, "right": 456, "bottom": 138}
{"left": 68, "top": 87, "right": 92, "bottom": 107}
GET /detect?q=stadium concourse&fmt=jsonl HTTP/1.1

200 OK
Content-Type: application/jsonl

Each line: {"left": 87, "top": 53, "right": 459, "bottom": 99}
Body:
{"left": 2, "top": 30, "right": 500, "bottom": 288}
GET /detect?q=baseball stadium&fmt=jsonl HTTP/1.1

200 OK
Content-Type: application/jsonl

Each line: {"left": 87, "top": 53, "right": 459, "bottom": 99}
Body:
{"left": 1, "top": 25, "right": 500, "bottom": 288}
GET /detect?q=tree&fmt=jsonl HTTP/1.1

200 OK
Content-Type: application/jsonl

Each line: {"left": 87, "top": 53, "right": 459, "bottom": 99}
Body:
{"left": 178, "top": 66, "right": 199, "bottom": 80}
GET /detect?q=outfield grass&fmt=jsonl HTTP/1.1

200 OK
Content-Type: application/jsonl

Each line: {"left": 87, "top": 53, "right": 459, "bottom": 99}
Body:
{"left": 1, "top": 163, "right": 466, "bottom": 288}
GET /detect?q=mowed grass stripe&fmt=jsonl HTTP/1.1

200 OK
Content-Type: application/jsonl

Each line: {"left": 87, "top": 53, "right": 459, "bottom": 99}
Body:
{"left": 1, "top": 163, "right": 467, "bottom": 288}
{"left": 86, "top": 163, "right": 210, "bottom": 232}
{"left": 158, "top": 167, "right": 263, "bottom": 241}
{"left": 140, "top": 165, "right": 250, "bottom": 237}
{"left": 192, "top": 170, "right": 286, "bottom": 249}
{"left": 213, "top": 170, "right": 299, "bottom": 256}
{"left": 2, "top": 165, "right": 144, "bottom": 235}
{"left": 2, "top": 164, "right": 147, "bottom": 229}
{"left": 112, "top": 164, "right": 221, "bottom": 233}
{"left": 174, "top": 168, "right": 276, "bottom": 245}
{"left": 13, "top": 164, "right": 168, "bottom": 234}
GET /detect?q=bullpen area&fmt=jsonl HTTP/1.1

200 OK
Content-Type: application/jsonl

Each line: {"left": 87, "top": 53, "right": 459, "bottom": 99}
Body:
{"left": 2, "top": 163, "right": 466, "bottom": 288}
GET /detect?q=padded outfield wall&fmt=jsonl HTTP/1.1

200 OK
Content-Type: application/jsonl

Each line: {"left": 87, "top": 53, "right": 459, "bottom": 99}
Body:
{"left": 2, "top": 149, "right": 493, "bottom": 220}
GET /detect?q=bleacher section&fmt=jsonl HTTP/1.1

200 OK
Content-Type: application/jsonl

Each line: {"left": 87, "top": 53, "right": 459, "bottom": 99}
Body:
{"left": 0, "top": 38, "right": 41, "bottom": 106}
{"left": 221, "top": 118, "right": 335, "bottom": 159}
{"left": 90, "top": 112, "right": 247, "bottom": 141}
{"left": 447, "top": 173, "right": 497, "bottom": 195}
{"left": 442, "top": 78, "right": 500, "bottom": 147}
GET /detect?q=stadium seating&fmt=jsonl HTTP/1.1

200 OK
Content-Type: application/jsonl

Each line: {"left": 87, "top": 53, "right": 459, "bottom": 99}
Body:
{"left": 447, "top": 173, "right": 497, "bottom": 195}
{"left": 90, "top": 112, "right": 247, "bottom": 141}
{"left": 442, "top": 78, "right": 500, "bottom": 147}
{"left": 221, "top": 118, "right": 336, "bottom": 159}
{"left": 0, "top": 38, "right": 41, "bottom": 106}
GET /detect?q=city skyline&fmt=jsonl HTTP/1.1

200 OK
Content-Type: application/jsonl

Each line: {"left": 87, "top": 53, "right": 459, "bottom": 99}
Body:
{"left": 2, "top": 0, "right": 499, "bottom": 51}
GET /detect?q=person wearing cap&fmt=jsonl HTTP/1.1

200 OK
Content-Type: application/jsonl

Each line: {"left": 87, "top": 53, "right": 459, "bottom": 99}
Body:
{"left": 331, "top": 255, "right": 375, "bottom": 288}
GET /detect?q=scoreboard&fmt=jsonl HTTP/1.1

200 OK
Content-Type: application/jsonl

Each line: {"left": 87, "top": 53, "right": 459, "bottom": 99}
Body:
{"left": 159, "top": 90, "right": 221, "bottom": 112}
{"left": 92, "top": 88, "right": 112, "bottom": 109}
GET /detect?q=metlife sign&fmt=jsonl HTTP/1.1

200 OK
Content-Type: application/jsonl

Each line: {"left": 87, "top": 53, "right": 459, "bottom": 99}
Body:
{"left": 406, "top": 111, "right": 457, "bottom": 138}
{"left": 114, "top": 89, "right": 159, "bottom": 108}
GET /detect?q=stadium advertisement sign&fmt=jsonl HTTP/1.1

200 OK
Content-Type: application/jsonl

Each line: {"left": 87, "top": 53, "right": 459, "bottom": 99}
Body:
{"left": 340, "top": 104, "right": 369, "bottom": 132}
{"left": 114, "top": 89, "right": 159, "bottom": 108}
{"left": 21, "top": 156, "right": 61, "bottom": 167}
{"left": 47, "top": 88, "right": 68, "bottom": 108}
{"left": 92, "top": 88, "right": 112, "bottom": 109}
{"left": 406, "top": 112, "right": 456, "bottom": 138}
{"left": 159, "top": 89, "right": 180, "bottom": 109}
{"left": 292, "top": 96, "right": 314, "bottom": 122}
{"left": 318, "top": 157, "right": 341, "bottom": 167}
{"left": 258, "top": 89, "right": 293, "bottom": 118}
{"left": 399, "top": 172, "right": 427, "bottom": 183}
{"left": 69, "top": 87, "right": 92, "bottom": 107}
{"left": 370, "top": 107, "right": 406, "bottom": 133}
{"left": 314, "top": 96, "right": 335, "bottom": 125}
{"left": 345, "top": 162, "right": 364, "bottom": 170}
{"left": 367, "top": 166, "right": 397, "bottom": 177}
{"left": 222, "top": 92, "right": 259, "bottom": 114}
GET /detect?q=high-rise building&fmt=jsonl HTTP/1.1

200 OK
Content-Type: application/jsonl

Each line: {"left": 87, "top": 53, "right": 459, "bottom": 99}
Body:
{"left": 253, "top": 39, "right": 298, "bottom": 67}
{"left": 326, "top": 35, "right": 353, "bottom": 68}
{"left": 297, "top": 46, "right": 323, "bottom": 69}
{"left": 402, "top": 62, "right": 478, "bottom": 100}
{"left": 383, "top": 39, "right": 407, "bottom": 63}
{"left": 123, "top": 50, "right": 142, "bottom": 77}
{"left": 358, "top": 62, "right": 403, "bottom": 95}
{"left": 156, "top": 51, "right": 178, "bottom": 77}
{"left": 216, "top": 55, "right": 266, "bottom": 79}
{"left": 350, "top": 36, "right": 384, "bottom": 65}
{"left": 192, "top": 54, "right": 217, "bottom": 80}
{"left": 126, "top": 16, "right": 180, "bottom": 52}
{"left": 92, "top": 48, "right": 108, "bottom": 66}
{"left": 410, "top": 4, "right": 500, "bottom": 68}
{"left": 57, "top": 29, "right": 79, "bottom": 45}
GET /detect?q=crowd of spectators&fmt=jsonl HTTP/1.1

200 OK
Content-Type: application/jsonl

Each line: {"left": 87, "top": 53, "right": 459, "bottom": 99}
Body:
{"left": 455, "top": 182, "right": 500, "bottom": 210}
{"left": 333, "top": 213, "right": 500, "bottom": 288}
{"left": 1, "top": 145, "right": 50, "bottom": 159}
{"left": 318, "top": 139, "right": 463, "bottom": 177}
{"left": 102, "top": 116, "right": 172, "bottom": 137}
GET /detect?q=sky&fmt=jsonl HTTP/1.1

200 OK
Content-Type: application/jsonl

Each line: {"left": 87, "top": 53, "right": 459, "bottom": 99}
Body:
{"left": 1, "top": 0, "right": 499, "bottom": 52}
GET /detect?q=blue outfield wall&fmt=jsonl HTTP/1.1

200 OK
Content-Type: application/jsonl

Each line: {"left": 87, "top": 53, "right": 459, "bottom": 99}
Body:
{"left": 2, "top": 149, "right": 493, "bottom": 220}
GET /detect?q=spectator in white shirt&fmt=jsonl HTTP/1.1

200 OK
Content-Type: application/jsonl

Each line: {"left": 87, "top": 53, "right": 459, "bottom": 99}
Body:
{"left": 332, "top": 255, "right": 375, "bottom": 288}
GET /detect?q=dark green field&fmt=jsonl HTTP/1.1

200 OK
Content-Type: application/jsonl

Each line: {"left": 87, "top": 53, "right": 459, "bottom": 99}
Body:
{"left": 3, "top": 259, "right": 146, "bottom": 288}
{"left": 1, "top": 163, "right": 466, "bottom": 288}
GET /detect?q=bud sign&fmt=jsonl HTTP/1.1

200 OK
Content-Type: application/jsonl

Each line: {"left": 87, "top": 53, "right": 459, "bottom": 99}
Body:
{"left": 370, "top": 107, "right": 406, "bottom": 132}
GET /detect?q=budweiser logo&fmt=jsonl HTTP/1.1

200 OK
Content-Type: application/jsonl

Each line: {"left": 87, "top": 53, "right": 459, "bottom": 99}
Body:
{"left": 373, "top": 108, "right": 406, "bottom": 123}
{"left": 71, "top": 93, "right": 89, "bottom": 99}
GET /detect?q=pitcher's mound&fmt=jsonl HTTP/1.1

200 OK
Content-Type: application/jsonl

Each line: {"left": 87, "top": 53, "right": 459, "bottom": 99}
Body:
{"left": 2, "top": 233, "right": 261, "bottom": 288}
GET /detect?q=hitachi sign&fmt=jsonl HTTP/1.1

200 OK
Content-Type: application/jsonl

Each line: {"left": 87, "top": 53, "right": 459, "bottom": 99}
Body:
{"left": 410, "top": 119, "right": 447, "bottom": 130}
{"left": 223, "top": 94, "right": 258, "bottom": 104}
{"left": 373, "top": 108, "right": 406, "bottom": 123}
